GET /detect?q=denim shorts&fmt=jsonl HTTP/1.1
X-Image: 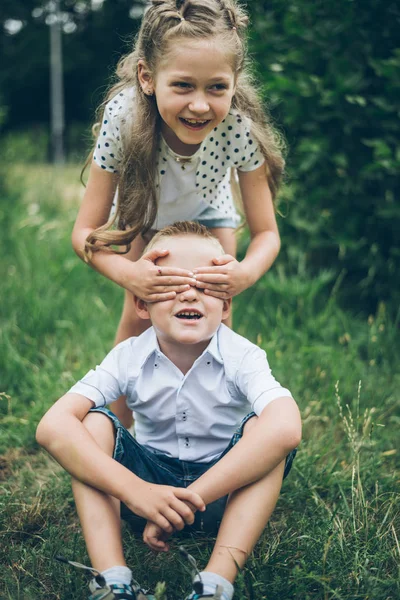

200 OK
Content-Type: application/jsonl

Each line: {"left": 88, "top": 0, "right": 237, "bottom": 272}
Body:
{"left": 195, "top": 202, "right": 240, "bottom": 229}
{"left": 91, "top": 407, "right": 296, "bottom": 534}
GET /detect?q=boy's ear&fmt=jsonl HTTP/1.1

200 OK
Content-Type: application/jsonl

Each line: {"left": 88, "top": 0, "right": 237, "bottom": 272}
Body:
{"left": 222, "top": 297, "right": 232, "bottom": 321}
{"left": 134, "top": 296, "right": 151, "bottom": 320}
{"left": 137, "top": 59, "right": 154, "bottom": 94}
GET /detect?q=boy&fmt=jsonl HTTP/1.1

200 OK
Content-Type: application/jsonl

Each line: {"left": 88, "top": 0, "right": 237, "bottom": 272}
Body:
{"left": 36, "top": 222, "right": 301, "bottom": 600}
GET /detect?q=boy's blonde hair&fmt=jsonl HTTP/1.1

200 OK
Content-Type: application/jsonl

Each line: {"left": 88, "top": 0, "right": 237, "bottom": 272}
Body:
{"left": 144, "top": 221, "right": 225, "bottom": 255}
{"left": 84, "top": 0, "right": 285, "bottom": 259}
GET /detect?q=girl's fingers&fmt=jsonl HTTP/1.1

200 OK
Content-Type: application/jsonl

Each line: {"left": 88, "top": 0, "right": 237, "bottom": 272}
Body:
{"left": 155, "top": 276, "right": 197, "bottom": 286}
{"left": 204, "top": 289, "right": 231, "bottom": 299}
{"left": 196, "top": 281, "right": 229, "bottom": 292}
{"left": 194, "top": 273, "right": 230, "bottom": 283}
{"left": 152, "top": 285, "right": 191, "bottom": 294}
{"left": 154, "top": 267, "right": 195, "bottom": 277}
{"left": 197, "top": 283, "right": 229, "bottom": 291}
{"left": 146, "top": 292, "right": 177, "bottom": 302}
{"left": 193, "top": 266, "right": 230, "bottom": 274}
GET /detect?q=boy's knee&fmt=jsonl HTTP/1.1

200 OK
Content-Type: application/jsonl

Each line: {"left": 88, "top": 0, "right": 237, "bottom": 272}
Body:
{"left": 82, "top": 412, "right": 116, "bottom": 455}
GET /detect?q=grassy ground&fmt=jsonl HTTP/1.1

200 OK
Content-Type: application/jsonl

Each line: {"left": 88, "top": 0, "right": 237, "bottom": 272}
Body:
{"left": 0, "top": 164, "right": 399, "bottom": 599}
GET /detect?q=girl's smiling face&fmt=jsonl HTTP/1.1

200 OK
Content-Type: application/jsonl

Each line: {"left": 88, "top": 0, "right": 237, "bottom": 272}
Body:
{"left": 138, "top": 38, "right": 236, "bottom": 154}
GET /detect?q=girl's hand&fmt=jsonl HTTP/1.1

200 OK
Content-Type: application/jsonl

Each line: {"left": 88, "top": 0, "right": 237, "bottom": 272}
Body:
{"left": 123, "top": 481, "right": 205, "bottom": 534}
{"left": 193, "top": 255, "right": 250, "bottom": 299}
{"left": 143, "top": 521, "right": 171, "bottom": 552}
{"left": 127, "top": 248, "right": 197, "bottom": 302}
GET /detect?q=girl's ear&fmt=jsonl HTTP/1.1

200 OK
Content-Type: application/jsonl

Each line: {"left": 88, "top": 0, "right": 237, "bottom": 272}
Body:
{"left": 134, "top": 296, "right": 151, "bottom": 320}
{"left": 137, "top": 59, "right": 154, "bottom": 95}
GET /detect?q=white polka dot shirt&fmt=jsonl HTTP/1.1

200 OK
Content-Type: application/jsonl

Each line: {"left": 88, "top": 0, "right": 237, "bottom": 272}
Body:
{"left": 93, "top": 88, "right": 265, "bottom": 227}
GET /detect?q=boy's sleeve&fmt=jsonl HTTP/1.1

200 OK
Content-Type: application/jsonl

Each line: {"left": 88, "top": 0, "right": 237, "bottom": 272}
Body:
{"left": 68, "top": 342, "right": 130, "bottom": 407}
{"left": 236, "top": 345, "right": 293, "bottom": 415}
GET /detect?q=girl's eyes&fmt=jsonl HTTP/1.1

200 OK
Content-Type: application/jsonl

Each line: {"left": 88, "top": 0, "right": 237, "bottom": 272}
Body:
{"left": 210, "top": 84, "right": 228, "bottom": 91}
{"left": 172, "top": 82, "right": 192, "bottom": 90}
{"left": 172, "top": 82, "right": 228, "bottom": 92}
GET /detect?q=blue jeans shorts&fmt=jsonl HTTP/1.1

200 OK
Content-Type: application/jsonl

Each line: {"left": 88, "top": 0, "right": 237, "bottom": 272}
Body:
{"left": 91, "top": 407, "right": 296, "bottom": 534}
{"left": 195, "top": 202, "right": 240, "bottom": 229}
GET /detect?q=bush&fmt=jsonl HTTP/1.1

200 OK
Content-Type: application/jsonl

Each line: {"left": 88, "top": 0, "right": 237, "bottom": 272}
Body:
{"left": 249, "top": 0, "right": 400, "bottom": 311}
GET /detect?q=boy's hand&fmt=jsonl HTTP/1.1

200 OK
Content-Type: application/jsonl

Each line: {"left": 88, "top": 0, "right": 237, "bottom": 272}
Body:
{"left": 143, "top": 521, "right": 171, "bottom": 552}
{"left": 193, "top": 255, "right": 250, "bottom": 299}
{"left": 126, "top": 248, "right": 197, "bottom": 302}
{"left": 122, "top": 482, "right": 205, "bottom": 533}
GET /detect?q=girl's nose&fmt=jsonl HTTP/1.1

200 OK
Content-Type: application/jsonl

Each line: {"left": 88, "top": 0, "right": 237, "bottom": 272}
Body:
{"left": 188, "top": 94, "right": 210, "bottom": 114}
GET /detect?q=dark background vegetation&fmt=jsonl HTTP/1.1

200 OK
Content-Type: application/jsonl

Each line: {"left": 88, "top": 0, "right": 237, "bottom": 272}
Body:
{"left": 1, "top": 0, "right": 399, "bottom": 312}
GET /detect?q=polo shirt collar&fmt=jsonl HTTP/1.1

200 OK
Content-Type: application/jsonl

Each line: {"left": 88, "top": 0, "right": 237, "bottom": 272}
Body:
{"left": 137, "top": 326, "right": 224, "bottom": 367}
{"left": 204, "top": 327, "right": 224, "bottom": 364}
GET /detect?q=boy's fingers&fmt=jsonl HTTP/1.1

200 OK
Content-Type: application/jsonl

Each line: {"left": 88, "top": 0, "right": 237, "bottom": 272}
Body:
{"left": 163, "top": 508, "right": 185, "bottom": 530}
{"left": 154, "top": 515, "right": 174, "bottom": 533}
{"left": 175, "top": 489, "right": 206, "bottom": 512}
{"left": 169, "top": 499, "right": 195, "bottom": 525}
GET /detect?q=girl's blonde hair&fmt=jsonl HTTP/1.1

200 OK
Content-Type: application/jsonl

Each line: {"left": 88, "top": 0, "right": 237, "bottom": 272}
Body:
{"left": 84, "top": 0, "right": 285, "bottom": 260}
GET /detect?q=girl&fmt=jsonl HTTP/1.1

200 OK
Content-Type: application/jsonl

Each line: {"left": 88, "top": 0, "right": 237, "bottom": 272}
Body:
{"left": 73, "top": 0, "right": 284, "bottom": 420}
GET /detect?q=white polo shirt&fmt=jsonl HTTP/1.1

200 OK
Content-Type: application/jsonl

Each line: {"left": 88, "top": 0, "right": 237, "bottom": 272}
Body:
{"left": 69, "top": 325, "right": 293, "bottom": 463}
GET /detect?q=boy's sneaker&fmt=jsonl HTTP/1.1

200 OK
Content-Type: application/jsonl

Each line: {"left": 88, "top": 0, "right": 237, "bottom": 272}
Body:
{"left": 178, "top": 547, "right": 224, "bottom": 600}
{"left": 89, "top": 579, "right": 155, "bottom": 600}
{"left": 54, "top": 554, "right": 154, "bottom": 600}
{"left": 184, "top": 585, "right": 224, "bottom": 599}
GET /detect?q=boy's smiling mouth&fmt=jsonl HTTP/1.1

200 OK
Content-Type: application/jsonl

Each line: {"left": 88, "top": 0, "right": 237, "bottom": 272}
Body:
{"left": 175, "top": 308, "right": 203, "bottom": 320}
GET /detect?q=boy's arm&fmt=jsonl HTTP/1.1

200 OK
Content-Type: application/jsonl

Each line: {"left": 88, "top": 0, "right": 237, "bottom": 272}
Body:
{"left": 188, "top": 396, "right": 300, "bottom": 505}
{"left": 36, "top": 393, "right": 205, "bottom": 532}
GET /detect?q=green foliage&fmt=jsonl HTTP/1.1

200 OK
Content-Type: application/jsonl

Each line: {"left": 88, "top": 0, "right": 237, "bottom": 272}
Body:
{"left": 248, "top": 0, "right": 400, "bottom": 310}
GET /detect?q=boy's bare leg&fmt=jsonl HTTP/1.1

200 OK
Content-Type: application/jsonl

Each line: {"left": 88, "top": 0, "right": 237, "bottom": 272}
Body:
{"left": 71, "top": 412, "right": 126, "bottom": 571}
{"left": 205, "top": 459, "right": 285, "bottom": 582}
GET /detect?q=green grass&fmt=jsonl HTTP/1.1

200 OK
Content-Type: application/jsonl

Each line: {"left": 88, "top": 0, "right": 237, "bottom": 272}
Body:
{"left": 0, "top": 165, "right": 399, "bottom": 599}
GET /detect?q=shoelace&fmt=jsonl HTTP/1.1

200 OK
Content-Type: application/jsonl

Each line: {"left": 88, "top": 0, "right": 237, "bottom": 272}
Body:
{"left": 178, "top": 546, "right": 204, "bottom": 597}
{"left": 55, "top": 554, "right": 149, "bottom": 597}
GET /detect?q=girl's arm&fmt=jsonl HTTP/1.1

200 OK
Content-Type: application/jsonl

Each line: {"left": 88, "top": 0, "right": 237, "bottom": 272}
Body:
{"left": 193, "top": 165, "right": 280, "bottom": 298}
{"left": 72, "top": 163, "right": 196, "bottom": 302}
{"left": 36, "top": 393, "right": 205, "bottom": 532}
